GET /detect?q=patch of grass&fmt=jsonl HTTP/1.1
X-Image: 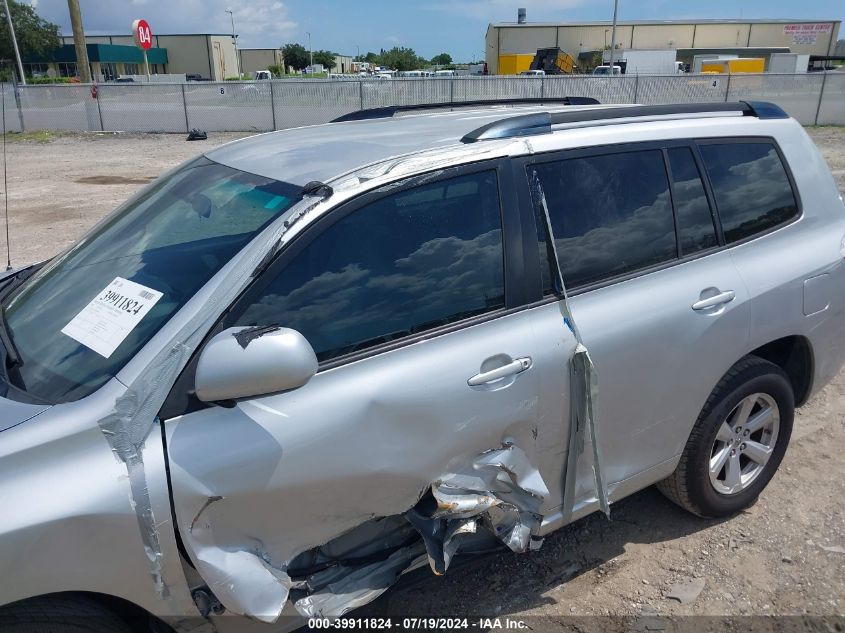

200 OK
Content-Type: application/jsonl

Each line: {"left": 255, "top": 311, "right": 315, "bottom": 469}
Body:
{"left": 4, "top": 130, "right": 60, "bottom": 143}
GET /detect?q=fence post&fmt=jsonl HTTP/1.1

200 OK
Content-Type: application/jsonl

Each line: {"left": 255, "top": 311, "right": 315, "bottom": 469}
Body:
{"left": 181, "top": 83, "right": 189, "bottom": 133}
{"left": 359, "top": 79, "right": 364, "bottom": 111}
{"left": 814, "top": 71, "right": 828, "bottom": 126}
{"left": 96, "top": 86, "right": 104, "bottom": 131}
{"left": 11, "top": 77, "right": 25, "bottom": 132}
{"left": 269, "top": 82, "right": 276, "bottom": 131}
{"left": 724, "top": 73, "right": 732, "bottom": 102}
{"left": 540, "top": 76, "right": 545, "bottom": 99}
{"left": 634, "top": 74, "right": 640, "bottom": 103}
{"left": 450, "top": 78, "right": 455, "bottom": 105}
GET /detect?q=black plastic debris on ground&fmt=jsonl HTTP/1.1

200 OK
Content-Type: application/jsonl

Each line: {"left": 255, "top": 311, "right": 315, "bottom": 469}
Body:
{"left": 187, "top": 129, "right": 208, "bottom": 141}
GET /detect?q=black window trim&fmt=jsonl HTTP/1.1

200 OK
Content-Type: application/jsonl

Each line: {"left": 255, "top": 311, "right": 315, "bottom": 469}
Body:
{"left": 159, "top": 158, "right": 526, "bottom": 420}
{"left": 512, "top": 135, "right": 802, "bottom": 304}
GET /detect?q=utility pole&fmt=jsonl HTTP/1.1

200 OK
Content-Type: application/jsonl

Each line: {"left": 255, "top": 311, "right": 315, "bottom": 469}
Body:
{"left": 607, "top": 0, "right": 619, "bottom": 75}
{"left": 67, "top": 0, "right": 91, "bottom": 83}
{"left": 2, "top": 0, "right": 26, "bottom": 85}
{"left": 307, "top": 32, "right": 312, "bottom": 70}
{"left": 225, "top": 9, "right": 241, "bottom": 78}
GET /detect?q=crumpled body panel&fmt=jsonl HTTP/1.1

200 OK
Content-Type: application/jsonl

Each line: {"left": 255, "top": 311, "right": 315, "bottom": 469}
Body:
{"left": 165, "top": 307, "right": 554, "bottom": 622}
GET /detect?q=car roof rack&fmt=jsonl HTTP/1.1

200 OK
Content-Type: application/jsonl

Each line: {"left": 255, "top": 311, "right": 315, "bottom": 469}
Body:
{"left": 331, "top": 97, "right": 601, "bottom": 123}
{"left": 460, "top": 101, "right": 789, "bottom": 143}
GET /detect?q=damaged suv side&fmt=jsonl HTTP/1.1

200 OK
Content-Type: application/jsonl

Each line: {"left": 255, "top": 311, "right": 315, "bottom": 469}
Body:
{"left": 1, "top": 101, "right": 844, "bottom": 632}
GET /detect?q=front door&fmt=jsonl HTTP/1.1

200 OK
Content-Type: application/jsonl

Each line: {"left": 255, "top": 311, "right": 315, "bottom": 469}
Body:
{"left": 162, "top": 162, "right": 576, "bottom": 620}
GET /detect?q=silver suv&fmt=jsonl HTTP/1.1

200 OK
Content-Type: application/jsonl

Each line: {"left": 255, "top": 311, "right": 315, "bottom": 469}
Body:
{"left": 1, "top": 100, "right": 843, "bottom": 631}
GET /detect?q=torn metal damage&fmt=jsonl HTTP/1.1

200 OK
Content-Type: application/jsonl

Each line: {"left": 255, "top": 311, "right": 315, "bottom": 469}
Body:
{"left": 286, "top": 441, "right": 551, "bottom": 618}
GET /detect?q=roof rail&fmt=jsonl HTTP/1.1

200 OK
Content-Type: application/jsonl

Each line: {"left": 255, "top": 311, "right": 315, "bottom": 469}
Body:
{"left": 331, "top": 97, "right": 600, "bottom": 123}
{"left": 460, "top": 101, "right": 789, "bottom": 143}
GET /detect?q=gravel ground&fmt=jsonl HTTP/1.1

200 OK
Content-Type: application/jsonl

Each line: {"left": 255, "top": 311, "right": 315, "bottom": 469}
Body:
{"left": 2, "top": 127, "right": 844, "bottom": 628}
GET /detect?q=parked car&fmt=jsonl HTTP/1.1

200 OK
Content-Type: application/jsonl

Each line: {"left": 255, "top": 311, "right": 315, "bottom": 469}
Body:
{"left": 520, "top": 69, "right": 546, "bottom": 76}
{"left": 592, "top": 64, "right": 623, "bottom": 75}
{"left": 1, "top": 99, "right": 844, "bottom": 631}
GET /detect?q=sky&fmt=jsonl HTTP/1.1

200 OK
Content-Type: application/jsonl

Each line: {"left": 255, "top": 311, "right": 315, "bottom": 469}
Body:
{"left": 28, "top": 0, "right": 845, "bottom": 61}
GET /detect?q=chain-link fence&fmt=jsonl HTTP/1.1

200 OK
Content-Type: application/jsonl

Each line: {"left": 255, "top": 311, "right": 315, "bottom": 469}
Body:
{"left": 2, "top": 73, "right": 844, "bottom": 134}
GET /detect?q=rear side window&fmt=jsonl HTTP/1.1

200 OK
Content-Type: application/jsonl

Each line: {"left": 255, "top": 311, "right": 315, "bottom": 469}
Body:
{"left": 698, "top": 142, "right": 798, "bottom": 243}
{"left": 233, "top": 170, "right": 505, "bottom": 362}
{"left": 667, "top": 147, "right": 718, "bottom": 255}
{"left": 530, "top": 150, "right": 677, "bottom": 289}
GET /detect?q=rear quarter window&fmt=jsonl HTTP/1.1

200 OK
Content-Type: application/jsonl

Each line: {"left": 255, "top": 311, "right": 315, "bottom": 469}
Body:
{"left": 698, "top": 141, "right": 798, "bottom": 243}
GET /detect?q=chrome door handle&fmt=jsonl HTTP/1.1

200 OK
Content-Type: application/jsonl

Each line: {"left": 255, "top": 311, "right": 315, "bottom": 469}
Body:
{"left": 467, "top": 357, "right": 532, "bottom": 386}
{"left": 692, "top": 290, "right": 735, "bottom": 311}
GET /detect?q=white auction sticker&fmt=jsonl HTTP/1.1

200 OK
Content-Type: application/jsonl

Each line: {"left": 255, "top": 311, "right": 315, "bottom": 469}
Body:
{"left": 61, "top": 277, "right": 163, "bottom": 358}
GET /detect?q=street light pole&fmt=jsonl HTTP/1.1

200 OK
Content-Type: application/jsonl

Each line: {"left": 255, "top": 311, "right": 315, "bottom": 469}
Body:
{"left": 307, "top": 32, "right": 313, "bottom": 70}
{"left": 608, "top": 0, "right": 619, "bottom": 74}
{"left": 1, "top": 0, "right": 25, "bottom": 85}
{"left": 226, "top": 9, "right": 241, "bottom": 78}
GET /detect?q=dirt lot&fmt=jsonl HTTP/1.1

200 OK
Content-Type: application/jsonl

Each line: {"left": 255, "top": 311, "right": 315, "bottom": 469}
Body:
{"left": 2, "top": 127, "right": 845, "bottom": 628}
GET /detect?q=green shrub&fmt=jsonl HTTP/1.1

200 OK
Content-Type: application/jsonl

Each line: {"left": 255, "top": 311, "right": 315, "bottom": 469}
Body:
{"left": 27, "top": 76, "right": 73, "bottom": 84}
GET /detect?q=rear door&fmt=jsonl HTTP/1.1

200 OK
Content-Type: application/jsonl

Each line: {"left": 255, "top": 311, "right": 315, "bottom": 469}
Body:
{"left": 518, "top": 141, "right": 751, "bottom": 507}
{"left": 161, "top": 161, "right": 577, "bottom": 620}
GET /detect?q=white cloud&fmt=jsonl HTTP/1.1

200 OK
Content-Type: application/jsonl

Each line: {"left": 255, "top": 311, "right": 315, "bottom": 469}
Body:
{"left": 35, "top": 0, "right": 298, "bottom": 47}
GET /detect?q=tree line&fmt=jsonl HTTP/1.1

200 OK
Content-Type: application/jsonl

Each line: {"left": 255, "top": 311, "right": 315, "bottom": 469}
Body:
{"left": 280, "top": 43, "right": 453, "bottom": 73}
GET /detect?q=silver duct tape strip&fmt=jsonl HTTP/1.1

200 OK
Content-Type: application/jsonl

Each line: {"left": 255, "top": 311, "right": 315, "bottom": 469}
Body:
{"left": 98, "top": 345, "right": 191, "bottom": 600}
{"left": 95, "top": 194, "right": 328, "bottom": 611}
{"left": 529, "top": 170, "right": 610, "bottom": 522}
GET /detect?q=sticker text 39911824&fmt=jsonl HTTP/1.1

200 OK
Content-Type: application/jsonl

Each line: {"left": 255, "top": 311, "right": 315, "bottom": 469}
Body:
{"left": 61, "top": 277, "right": 163, "bottom": 359}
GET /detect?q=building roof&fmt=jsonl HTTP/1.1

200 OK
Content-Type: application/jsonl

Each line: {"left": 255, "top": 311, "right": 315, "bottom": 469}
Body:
{"left": 490, "top": 18, "right": 841, "bottom": 27}
{"left": 205, "top": 105, "right": 591, "bottom": 185}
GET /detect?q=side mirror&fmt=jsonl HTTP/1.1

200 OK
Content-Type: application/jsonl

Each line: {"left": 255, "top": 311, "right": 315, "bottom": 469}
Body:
{"left": 195, "top": 326, "right": 318, "bottom": 403}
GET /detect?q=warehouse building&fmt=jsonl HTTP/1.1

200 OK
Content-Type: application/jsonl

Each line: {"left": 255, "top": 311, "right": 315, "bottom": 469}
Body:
{"left": 23, "top": 33, "right": 239, "bottom": 81}
{"left": 486, "top": 18, "right": 841, "bottom": 74}
{"left": 239, "top": 48, "right": 285, "bottom": 76}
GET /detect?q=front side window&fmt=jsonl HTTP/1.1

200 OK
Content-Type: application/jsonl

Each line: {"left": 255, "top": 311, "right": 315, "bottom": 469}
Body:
{"left": 233, "top": 170, "right": 505, "bottom": 363}
{"left": 1, "top": 157, "right": 300, "bottom": 403}
{"left": 530, "top": 149, "right": 677, "bottom": 289}
{"left": 698, "top": 141, "right": 798, "bottom": 243}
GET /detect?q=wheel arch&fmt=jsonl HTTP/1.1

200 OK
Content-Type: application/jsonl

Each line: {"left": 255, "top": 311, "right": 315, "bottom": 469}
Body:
{"left": 0, "top": 591, "right": 175, "bottom": 633}
{"left": 748, "top": 335, "right": 814, "bottom": 407}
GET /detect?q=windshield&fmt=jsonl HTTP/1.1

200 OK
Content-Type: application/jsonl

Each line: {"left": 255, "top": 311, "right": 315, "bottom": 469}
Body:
{"left": 1, "top": 156, "right": 300, "bottom": 403}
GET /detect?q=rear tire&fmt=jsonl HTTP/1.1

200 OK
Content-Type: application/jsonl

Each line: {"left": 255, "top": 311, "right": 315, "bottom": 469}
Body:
{"left": 657, "top": 355, "right": 794, "bottom": 518}
{"left": 0, "top": 595, "right": 136, "bottom": 633}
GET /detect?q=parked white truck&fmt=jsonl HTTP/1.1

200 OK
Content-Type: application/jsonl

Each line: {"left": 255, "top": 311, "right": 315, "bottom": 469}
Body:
{"left": 602, "top": 49, "right": 684, "bottom": 74}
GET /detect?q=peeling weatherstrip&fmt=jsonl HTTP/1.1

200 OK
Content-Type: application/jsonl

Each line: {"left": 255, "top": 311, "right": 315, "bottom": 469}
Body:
{"left": 330, "top": 140, "right": 513, "bottom": 195}
{"left": 529, "top": 171, "right": 610, "bottom": 521}
{"left": 95, "top": 193, "right": 330, "bottom": 613}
